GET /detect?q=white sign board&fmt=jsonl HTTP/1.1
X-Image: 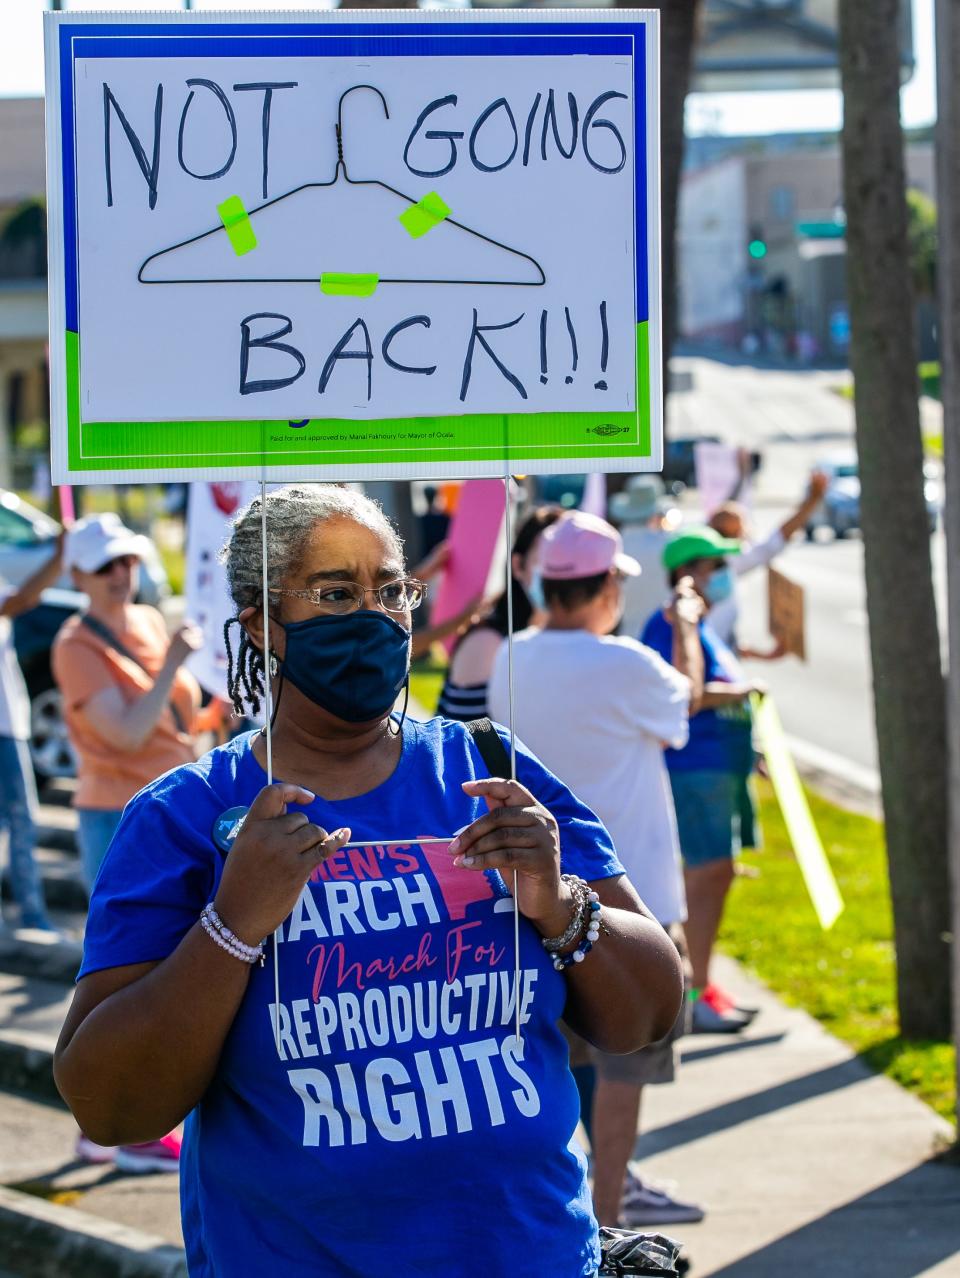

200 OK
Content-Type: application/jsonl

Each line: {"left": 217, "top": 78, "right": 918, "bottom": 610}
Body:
{"left": 45, "top": 10, "right": 661, "bottom": 483}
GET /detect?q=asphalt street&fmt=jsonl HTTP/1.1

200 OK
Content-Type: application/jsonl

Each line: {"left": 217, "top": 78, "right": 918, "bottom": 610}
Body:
{"left": 666, "top": 352, "right": 947, "bottom": 783}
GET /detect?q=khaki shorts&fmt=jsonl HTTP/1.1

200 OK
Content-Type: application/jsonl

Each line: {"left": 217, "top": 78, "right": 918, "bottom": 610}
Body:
{"left": 562, "top": 926, "right": 690, "bottom": 1087}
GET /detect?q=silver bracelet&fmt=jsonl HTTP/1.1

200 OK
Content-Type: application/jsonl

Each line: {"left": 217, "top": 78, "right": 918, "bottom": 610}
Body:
{"left": 541, "top": 875, "right": 592, "bottom": 953}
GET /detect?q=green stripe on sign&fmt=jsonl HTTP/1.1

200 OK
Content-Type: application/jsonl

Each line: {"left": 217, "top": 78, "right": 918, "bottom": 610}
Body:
{"left": 217, "top": 196, "right": 257, "bottom": 256}
{"left": 320, "top": 273, "right": 379, "bottom": 297}
{"left": 399, "top": 192, "right": 451, "bottom": 239}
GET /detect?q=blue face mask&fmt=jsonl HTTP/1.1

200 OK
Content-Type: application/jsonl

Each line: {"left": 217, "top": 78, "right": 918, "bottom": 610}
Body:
{"left": 278, "top": 610, "right": 411, "bottom": 723}
{"left": 527, "top": 572, "right": 546, "bottom": 612}
{"left": 704, "top": 565, "right": 735, "bottom": 606}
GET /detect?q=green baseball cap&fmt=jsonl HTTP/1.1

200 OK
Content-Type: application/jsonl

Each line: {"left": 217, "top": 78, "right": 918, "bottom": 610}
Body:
{"left": 662, "top": 525, "right": 742, "bottom": 572}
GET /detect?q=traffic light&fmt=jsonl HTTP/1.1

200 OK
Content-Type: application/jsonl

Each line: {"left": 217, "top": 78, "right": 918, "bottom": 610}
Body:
{"left": 748, "top": 237, "right": 768, "bottom": 260}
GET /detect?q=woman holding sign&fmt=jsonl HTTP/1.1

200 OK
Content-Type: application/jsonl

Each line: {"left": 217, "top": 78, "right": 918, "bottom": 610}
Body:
{"left": 53, "top": 484, "right": 681, "bottom": 1278}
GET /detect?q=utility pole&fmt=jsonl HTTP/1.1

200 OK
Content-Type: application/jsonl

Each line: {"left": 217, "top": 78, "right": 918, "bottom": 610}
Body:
{"left": 934, "top": 0, "right": 960, "bottom": 1133}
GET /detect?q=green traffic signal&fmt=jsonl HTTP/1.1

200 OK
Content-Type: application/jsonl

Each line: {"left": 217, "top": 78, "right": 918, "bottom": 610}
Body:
{"left": 748, "top": 239, "right": 768, "bottom": 260}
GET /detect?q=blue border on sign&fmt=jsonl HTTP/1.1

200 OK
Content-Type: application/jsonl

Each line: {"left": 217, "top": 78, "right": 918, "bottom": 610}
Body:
{"left": 58, "top": 19, "right": 647, "bottom": 334}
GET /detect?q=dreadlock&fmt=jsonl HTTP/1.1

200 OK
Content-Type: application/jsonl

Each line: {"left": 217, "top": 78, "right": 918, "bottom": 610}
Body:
{"left": 220, "top": 483, "right": 404, "bottom": 716}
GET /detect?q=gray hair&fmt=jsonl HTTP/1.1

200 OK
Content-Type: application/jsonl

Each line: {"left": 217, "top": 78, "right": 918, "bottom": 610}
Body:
{"left": 220, "top": 484, "right": 404, "bottom": 715}
{"left": 221, "top": 483, "right": 404, "bottom": 612}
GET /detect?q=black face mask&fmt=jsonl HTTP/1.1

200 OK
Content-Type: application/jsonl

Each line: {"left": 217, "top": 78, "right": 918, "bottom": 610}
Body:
{"left": 277, "top": 610, "right": 411, "bottom": 723}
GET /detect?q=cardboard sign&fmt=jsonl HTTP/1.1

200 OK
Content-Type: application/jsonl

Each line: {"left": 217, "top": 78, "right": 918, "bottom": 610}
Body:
{"left": 694, "top": 440, "right": 750, "bottom": 519}
{"left": 44, "top": 9, "right": 662, "bottom": 484}
{"left": 768, "top": 566, "right": 806, "bottom": 661}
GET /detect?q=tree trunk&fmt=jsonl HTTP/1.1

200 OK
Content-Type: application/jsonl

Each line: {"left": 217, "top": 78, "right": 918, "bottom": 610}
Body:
{"left": 617, "top": 0, "right": 701, "bottom": 391}
{"left": 838, "top": 0, "right": 951, "bottom": 1040}
{"left": 933, "top": 0, "right": 960, "bottom": 1119}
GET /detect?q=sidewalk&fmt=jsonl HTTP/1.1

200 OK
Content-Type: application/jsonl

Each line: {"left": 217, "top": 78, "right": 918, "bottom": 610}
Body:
{"left": 1, "top": 793, "right": 958, "bottom": 1275}
{"left": 636, "top": 956, "right": 959, "bottom": 1277}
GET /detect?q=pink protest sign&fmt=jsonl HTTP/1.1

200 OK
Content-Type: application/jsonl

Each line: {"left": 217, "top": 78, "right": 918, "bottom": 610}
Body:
{"left": 428, "top": 480, "right": 507, "bottom": 654}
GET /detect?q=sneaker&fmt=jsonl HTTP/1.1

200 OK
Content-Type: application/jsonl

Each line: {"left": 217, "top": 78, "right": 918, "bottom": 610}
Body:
{"left": 691, "top": 986, "right": 751, "bottom": 1034}
{"left": 707, "top": 982, "right": 759, "bottom": 1021}
{"left": 115, "top": 1132, "right": 182, "bottom": 1174}
{"left": 75, "top": 1134, "right": 118, "bottom": 1165}
{"left": 620, "top": 1170, "right": 705, "bottom": 1225}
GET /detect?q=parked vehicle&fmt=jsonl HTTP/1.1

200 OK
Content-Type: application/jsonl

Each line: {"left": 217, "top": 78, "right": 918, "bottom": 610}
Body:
{"left": 0, "top": 490, "right": 172, "bottom": 784}
{"left": 0, "top": 490, "right": 170, "bottom": 605}
{"left": 805, "top": 453, "right": 941, "bottom": 540}
{"left": 13, "top": 586, "right": 83, "bottom": 783}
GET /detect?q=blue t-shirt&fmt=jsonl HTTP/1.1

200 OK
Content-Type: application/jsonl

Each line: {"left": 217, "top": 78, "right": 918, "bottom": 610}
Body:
{"left": 80, "top": 718, "right": 624, "bottom": 1278}
{"left": 641, "top": 611, "right": 754, "bottom": 775}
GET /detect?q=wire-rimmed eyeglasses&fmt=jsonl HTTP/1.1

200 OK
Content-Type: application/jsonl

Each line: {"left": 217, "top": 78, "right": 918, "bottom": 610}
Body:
{"left": 269, "top": 578, "right": 426, "bottom": 616}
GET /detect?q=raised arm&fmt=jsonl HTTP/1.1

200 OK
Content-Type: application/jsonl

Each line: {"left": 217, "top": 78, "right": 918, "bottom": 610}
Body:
{"left": 78, "top": 622, "right": 202, "bottom": 751}
{"left": 54, "top": 783, "right": 350, "bottom": 1145}
{"left": 0, "top": 534, "right": 65, "bottom": 619}
{"left": 779, "top": 470, "right": 829, "bottom": 542}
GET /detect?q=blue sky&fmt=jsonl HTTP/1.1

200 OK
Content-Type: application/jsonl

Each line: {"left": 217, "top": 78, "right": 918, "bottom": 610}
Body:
{"left": 0, "top": 0, "right": 936, "bottom": 136}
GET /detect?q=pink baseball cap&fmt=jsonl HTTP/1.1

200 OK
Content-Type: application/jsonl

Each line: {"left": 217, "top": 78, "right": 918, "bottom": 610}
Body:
{"left": 537, "top": 511, "right": 641, "bottom": 580}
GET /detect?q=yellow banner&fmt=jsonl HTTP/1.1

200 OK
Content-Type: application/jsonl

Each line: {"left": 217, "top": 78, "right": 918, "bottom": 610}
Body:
{"left": 752, "top": 694, "right": 844, "bottom": 930}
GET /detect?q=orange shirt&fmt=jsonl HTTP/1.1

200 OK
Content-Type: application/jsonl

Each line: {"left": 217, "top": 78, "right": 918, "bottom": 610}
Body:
{"left": 52, "top": 605, "right": 200, "bottom": 810}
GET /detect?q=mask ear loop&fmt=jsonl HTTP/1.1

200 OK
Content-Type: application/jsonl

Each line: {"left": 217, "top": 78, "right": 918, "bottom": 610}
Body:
{"left": 391, "top": 675, "right": 410, "bottom": 736}
{"left": 259, "top": 478, "right": 283, "bottom": 1060}
{"left": 503, "top": 472, "right": 522, "bottom": 1049}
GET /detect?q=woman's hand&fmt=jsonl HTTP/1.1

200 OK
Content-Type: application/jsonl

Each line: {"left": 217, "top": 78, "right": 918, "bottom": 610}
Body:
{"left": 214, "top": 783, "right": 350, "bottom": 945}
{"left": 451, "top": 778, "right": 570, "bottom": 934}
{"left": 165, "top": 620, "right": 204, "bottom": 671}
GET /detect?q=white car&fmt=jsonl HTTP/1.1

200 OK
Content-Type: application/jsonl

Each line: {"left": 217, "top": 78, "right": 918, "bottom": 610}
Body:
{"left": 805, "top": 453, "right": 940, "bottom": 540}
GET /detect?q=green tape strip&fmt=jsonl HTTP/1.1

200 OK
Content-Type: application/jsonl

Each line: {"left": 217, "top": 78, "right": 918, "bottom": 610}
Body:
{"left": 751, "top": 693, "right": 845, "bottom": 930}
{"left": 399, "top": 191, "right": 451, "bottom": 239}
{"left": 320, "top": 273, "right": 379, "bottom": 297}
{"left": 217, "top": 196, "right": 257, "bottom": 256}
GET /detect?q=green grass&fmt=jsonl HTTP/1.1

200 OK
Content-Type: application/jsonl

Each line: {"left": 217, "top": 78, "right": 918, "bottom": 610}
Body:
{"left": 831, "top": 360, "right": 941, "bottom": 403}
{"left": 409, "top": 657, "right": 445, "bottom": 717}
{"left": 719, "top": 778, "right": 956, "bottom": 1127}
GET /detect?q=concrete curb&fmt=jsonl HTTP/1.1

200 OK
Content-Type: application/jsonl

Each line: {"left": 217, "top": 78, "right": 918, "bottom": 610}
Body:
{"left": 0, "top": 1185, "right": 187, "bottom": 1278}
{"left": 0, "top": 1029, "right": 59, "bottom": 1104}
{"left": 0, "top": 934, "right": 82, "bottom": 986}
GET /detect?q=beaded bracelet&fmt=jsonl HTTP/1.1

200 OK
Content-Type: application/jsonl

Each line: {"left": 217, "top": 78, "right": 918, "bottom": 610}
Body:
{"left": 541, "top": 875, "right": 604, "bottom": 971}
{"left": 201, "top": 904, "right": 264, "bottom": 966}
{"left": 552, "top": 895, "right": 602, "bottom": 972}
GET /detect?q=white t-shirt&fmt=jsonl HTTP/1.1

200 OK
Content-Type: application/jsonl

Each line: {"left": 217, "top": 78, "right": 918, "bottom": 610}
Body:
{"left": 0, "top": 590, "right": 31, "bottom": 740}
{"left": 488, "top": 628, "right": 689, "bottom": 925}
{"left": 710, "top": 528, "right": 787, "bottom": 647}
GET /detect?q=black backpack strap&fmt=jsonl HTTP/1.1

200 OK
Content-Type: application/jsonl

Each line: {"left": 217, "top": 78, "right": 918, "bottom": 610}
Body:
{"left": 466, "top": 717, "right": 513, "bottom": 779}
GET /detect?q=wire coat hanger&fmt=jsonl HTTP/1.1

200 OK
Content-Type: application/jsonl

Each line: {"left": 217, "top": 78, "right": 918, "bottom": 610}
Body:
{"left": 138, "top": 84, "right": 546, "bottom": 289}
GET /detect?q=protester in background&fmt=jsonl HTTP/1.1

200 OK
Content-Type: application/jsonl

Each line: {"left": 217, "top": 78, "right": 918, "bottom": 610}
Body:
{"left": 707, "top": 470, "right": 828, "bottom": 652}
{"left": 614, "top": 479, "right": 683, "bottom": 640}
{"left": 0, "top": 534, "right": 66, "bottom": 934}
{"left": 53, "top": 484, "right": 683, "bottom": 1278}
{"left": 642, "top": 528, "right": 764, "bottom": 1034}
{"left": 489, "top": 511, "right": 706, "bottom": 1228}
{"left": 437, "top": 504, "right": 563, "bottom": 721}
{"left": 53, "top": 514, "right": 202, "bottom": 891}
{"left": 53, "top": 513, "right": 202, "bottom": 1173}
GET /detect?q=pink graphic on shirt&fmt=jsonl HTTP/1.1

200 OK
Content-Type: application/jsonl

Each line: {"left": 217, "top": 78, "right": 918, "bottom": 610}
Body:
{"left": 420, "top": 841, "right": 496, "bottom": 921}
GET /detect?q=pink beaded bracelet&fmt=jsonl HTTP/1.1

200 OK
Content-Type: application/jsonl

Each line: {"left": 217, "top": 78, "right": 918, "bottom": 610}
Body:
{"left": 200, "top": 904, "right": 264, "bottom": 966}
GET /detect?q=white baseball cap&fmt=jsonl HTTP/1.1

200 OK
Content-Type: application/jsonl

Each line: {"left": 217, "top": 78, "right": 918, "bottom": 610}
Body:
{"left": 64, "top": 514, "right": 150, "bottom": 574}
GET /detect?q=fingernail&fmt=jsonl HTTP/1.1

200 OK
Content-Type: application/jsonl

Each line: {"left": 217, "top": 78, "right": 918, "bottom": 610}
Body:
{"left": 449, "top": 837, "right": 461, "bottom": 853}
{"left": 461, "top": 855, "right": 475, "bottom": 867}
{"left": 337, "top": 828, "right": 351, "bottom": 841}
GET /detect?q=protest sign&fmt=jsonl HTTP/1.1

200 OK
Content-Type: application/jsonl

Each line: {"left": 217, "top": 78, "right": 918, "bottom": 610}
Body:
{"left": 428, "top": 478, "right": 507, "bottom": 654}
{"left": 45, "top": 9, "right": 661, "bottom": 483}
{"left": 694, "top": 440, "right": 748, "bottom": 518}
{"left": 768, "top": 566, "right": 806, "bottom": 661}
{"left": 185, "top": 480, "right": 257, "bottom": 700}
{"left": 752, "top": 694, "right": 843, "bottom": 930}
